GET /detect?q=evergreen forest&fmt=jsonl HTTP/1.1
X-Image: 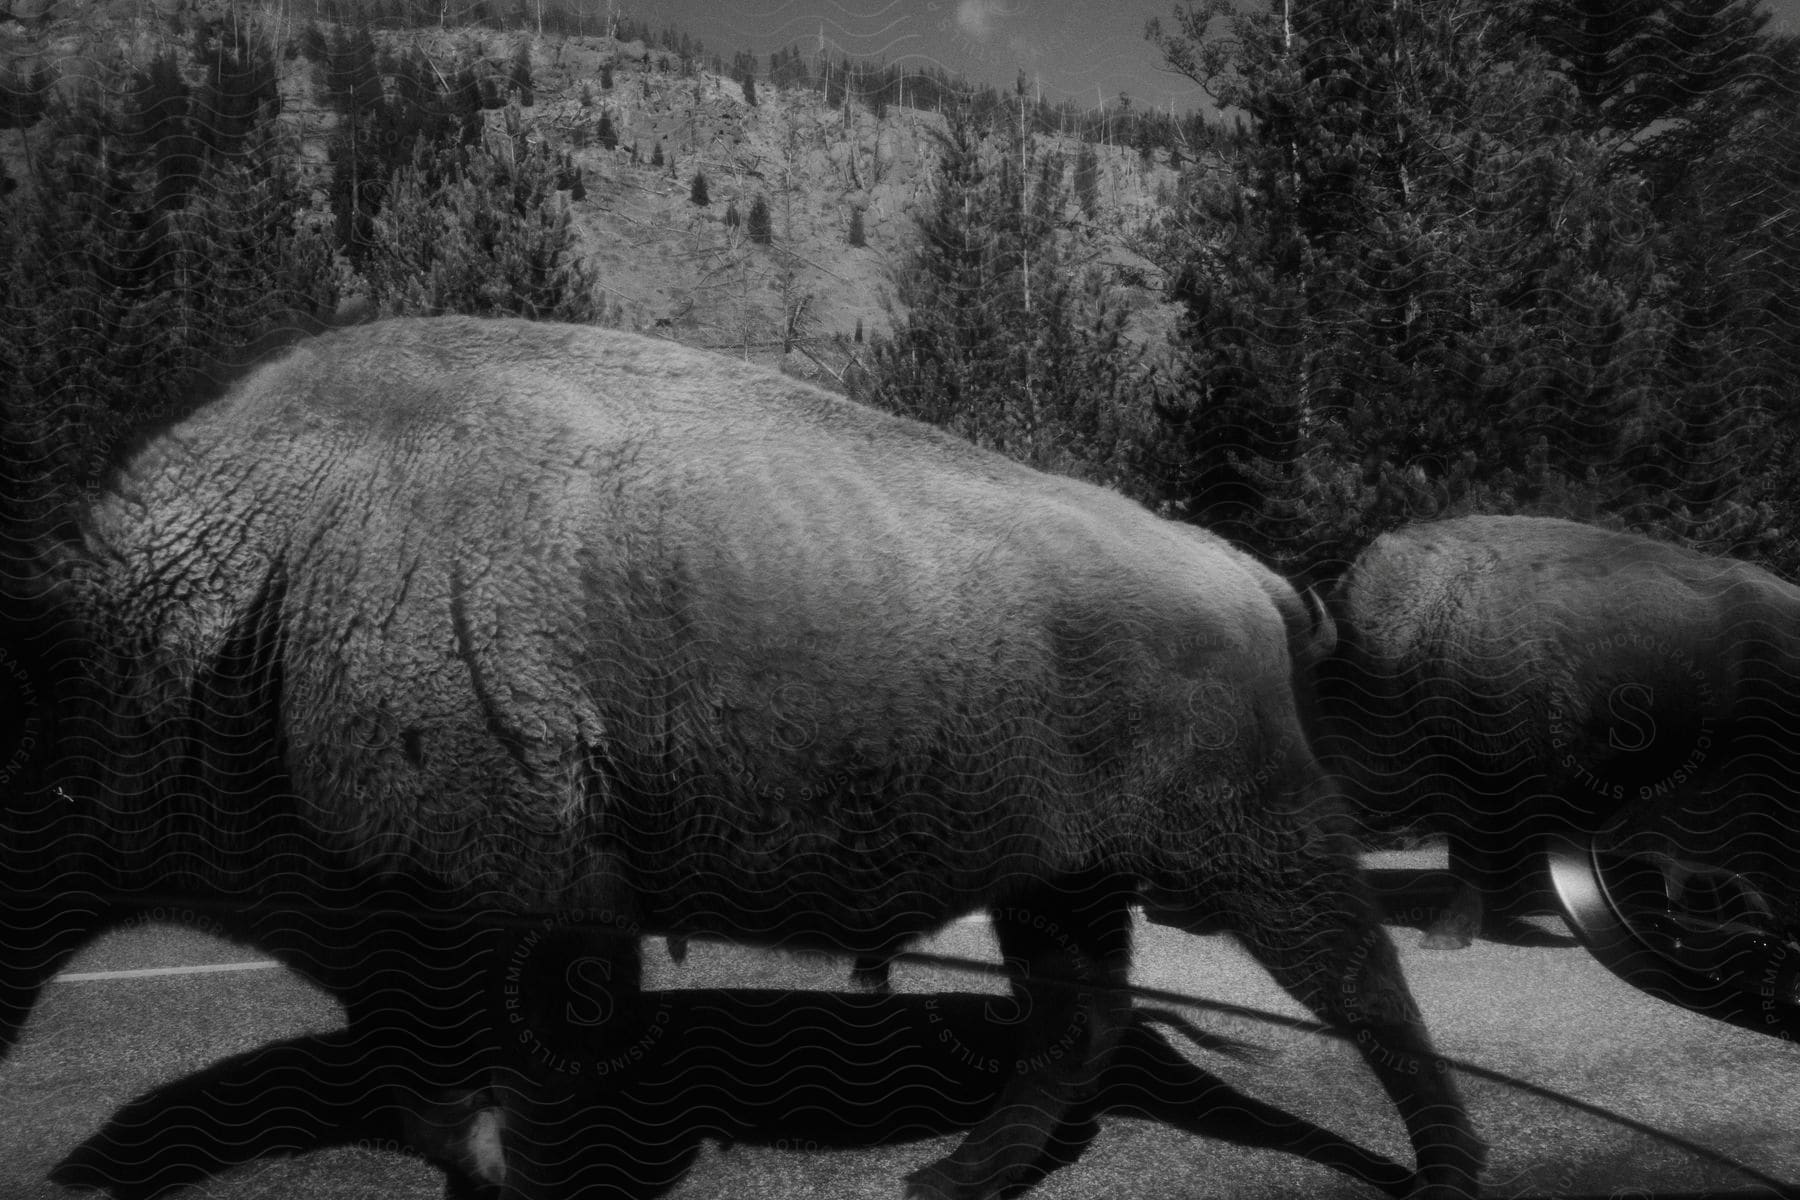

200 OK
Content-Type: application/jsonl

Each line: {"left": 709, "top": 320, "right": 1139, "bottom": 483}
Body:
{"left": 2, "top": 0, "right": 1797, "bottom": 586}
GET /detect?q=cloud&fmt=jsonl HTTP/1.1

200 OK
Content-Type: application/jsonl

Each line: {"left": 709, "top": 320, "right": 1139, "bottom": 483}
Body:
{"left": 956, "top": 0, "right": 997, "bottom": 40}
{"left": 1007, "top": 34, "right": 1042, "bottom": 67}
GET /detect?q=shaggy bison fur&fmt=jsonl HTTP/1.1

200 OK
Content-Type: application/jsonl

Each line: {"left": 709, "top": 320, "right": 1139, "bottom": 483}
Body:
{"left": 1, "top": 316, "right": 1481, "bottom": 1198}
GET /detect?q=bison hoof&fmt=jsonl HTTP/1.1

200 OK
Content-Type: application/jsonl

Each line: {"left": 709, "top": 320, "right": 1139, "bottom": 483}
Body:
{"left": 1409, "top": 1160, "right": 1485, "bottom": 1200}
{"left": 903, "top": 1158, "right": 994, "bottom": 1200}
{"left": 1410, "top": 1124, "right": 1487, "bottom": 1199}
{"left": 1420, "top": 926, "right": 1474, "bottom": 950}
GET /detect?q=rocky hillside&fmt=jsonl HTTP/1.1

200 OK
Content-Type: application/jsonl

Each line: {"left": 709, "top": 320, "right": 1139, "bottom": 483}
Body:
{"left": 1, "top": 1, "right": 1188, "bottom": 380}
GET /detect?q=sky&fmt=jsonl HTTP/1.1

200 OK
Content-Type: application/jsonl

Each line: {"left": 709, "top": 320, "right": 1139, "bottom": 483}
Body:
{"left": 625, "top": 0, "right": 1221, "bottom": 114}
{"left": 629, "top": 0, "right": 1800, "bottom": 119}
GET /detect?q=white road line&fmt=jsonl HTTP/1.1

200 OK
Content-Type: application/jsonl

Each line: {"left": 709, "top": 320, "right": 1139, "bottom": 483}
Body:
{"left": 52, "top": 919, "right": 1008, "bottom": 984}
{"left": 53, "top": 960, "right": 280, "bottom": 984}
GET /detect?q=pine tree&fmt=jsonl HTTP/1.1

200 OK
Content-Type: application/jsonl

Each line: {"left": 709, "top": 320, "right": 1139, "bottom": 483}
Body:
{"left": 365, "top": 132, "right": 603, "bottom": 322}
{"left": 597, "top": 112, "right": 617, "bottom": 150}
{"left": 190, "top": 17, "right": 281, "bottom": 158}
{"left": 689, "top": 169, "right": 709, "bottom": 205}
{"left": 510, "top": 41, "right": 533, "bottom": 106}
{"left": 857, "top": 114, "right": 1143, "bottom": 487}
{"left": 1073, "top": 144, "right": 1099, "bottom": 219}
{"left": 126, "top": 49, "right": 200, "bottom": 209}
{"left": 847, "top": 206, "right": 866, "bottom": 247}
{"left": 321, "top": 39, "right": 482, "bottom": 263}
{"left": 320, "top": 23, "right": 382, "bottom": 118}
{"left": 0, "top": 60, "right": 53, "bottom": 130}
{"left": 321, "top": 26, "right": 390, "bottom": 259}
{"left": 0, "top": 65, "right": 339, "bottom": 526}
{"left": 298, "top": 22, "right": 328, "bottom": 65}
{"left": 451, "top": 63, "right": 485, "bottom": 144}
{"left": 1141, "top": 0, "right": 1772, "bottom": 574}
{"left": 741, "top": 73, "right": 757, "bottom": 106}
{"left": 746, "top": 193, "right": 772, "bottom": 243}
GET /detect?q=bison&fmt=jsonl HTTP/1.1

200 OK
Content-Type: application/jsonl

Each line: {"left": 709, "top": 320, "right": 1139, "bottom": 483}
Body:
{"left": 1, "top": 316, "right": 1480, "bottom": 1198}
{"left": 54, "top": 988, "right": 1414, "bottom": 1200}
{"left": 1318, "top": 514, "right": 1800, "bottom": 949}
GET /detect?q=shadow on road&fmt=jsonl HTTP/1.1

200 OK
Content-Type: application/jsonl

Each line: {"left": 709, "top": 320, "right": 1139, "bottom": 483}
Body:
{"left": 1524, "top": 1194, "right": 1800, "bottom": 1199}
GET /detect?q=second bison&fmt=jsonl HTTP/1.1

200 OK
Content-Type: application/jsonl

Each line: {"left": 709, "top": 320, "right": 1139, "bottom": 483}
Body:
{"left": 1320, "top": 514, "right": 1800, "bottom": 949}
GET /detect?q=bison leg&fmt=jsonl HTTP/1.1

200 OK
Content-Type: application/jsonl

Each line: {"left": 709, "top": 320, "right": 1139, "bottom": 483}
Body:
{"left": 903, "top": 872, "right": 1134, "bottom": 1200}
{"left": 1425, "top": 833, "right": 1547, "bottom": 950}
{"left": 486, "top": 926, "right": 646, "bottom": 1199}
{"left": 53, "top": 918, "right": 638, "bottom": 1200}
{"left": 850, "top": 952, "right": 894, "bottom": 994}
{"left": 1094, "top": 1016, "right": 1412, "bottom": 1198}
{"left": 1165, "top": 814, "right": 1484, "bottom": 1199}
{"left": 50, "top": 1027, "right": 481, "bottom": 1200}
{"left": 1422, "top": 837, "right": 1493, "bottom": 950}
{"left": 51, "top": 899, "right": 543, "bottom": 1200}
{"left": 0, "top": 891, "right": 115, "bottom": 1058}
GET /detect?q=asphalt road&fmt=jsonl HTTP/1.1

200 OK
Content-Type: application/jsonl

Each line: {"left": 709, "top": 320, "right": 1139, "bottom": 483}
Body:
{"left": 2, "top": 853, "right": 1797, "bottom": 1200}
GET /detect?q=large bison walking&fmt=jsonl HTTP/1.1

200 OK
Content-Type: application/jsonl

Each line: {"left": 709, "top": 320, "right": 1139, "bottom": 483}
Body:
{"left": 1320, "top": 514, "right": 1800, "bottom": 949}
{"left": 1, "top": 317, "right": 1480, "bottom": 1198}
